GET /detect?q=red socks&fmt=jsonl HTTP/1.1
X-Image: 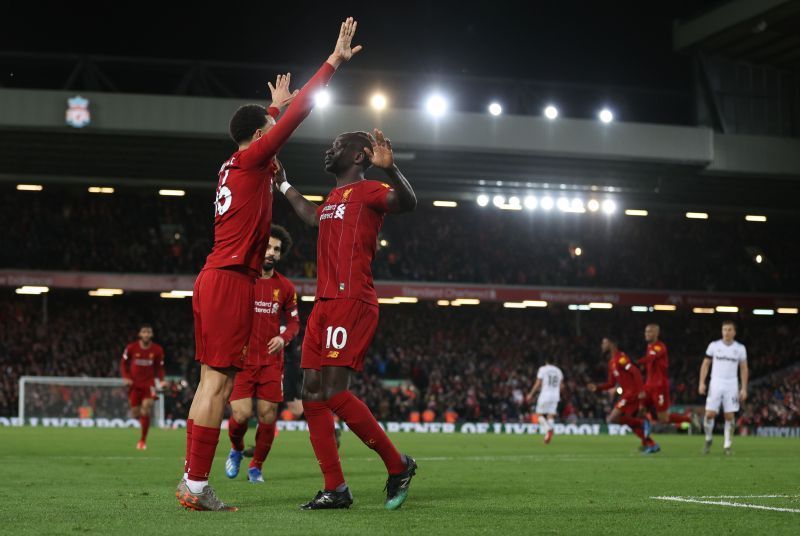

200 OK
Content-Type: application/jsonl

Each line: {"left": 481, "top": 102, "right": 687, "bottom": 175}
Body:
{"left": 184, "top": 419, "right": 193, "bottom": 474}
{"left": 250, "top": 422, "right": 276, "bottom": 470}
{"left": 618, "top": 416, "right": 654, "bottom": 446}
{"left": 228, "top": 417, "right": 248, "bottom": 452}
{"left": 303, "top": 401, "right": 344, "bottom": 491}
{"left": 327, "top": 391, "right": 406, "bottom": 475}
{"left": 139, "top": 415, "right": 150, "bottom": 442}
{"left": 188, "top": 424, "right": 220, "bottom": 481}
{"left": 669, "top": 413, "right": 691, "bottom": 425}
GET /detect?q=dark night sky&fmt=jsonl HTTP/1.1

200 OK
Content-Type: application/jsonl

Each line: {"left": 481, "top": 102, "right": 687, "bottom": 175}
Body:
{"left": 2, "top": 1, "right": 721, "bottom": 90}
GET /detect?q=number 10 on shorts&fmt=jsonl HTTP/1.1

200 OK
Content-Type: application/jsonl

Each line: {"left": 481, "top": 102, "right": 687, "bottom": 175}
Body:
{"left": 326, "top": 326, "right": 348, "bottom": 350}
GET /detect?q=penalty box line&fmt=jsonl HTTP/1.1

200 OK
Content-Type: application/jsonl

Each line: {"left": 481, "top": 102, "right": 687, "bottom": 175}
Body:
{"left": 651, "top": 495, "right": 800, "bottom": 513}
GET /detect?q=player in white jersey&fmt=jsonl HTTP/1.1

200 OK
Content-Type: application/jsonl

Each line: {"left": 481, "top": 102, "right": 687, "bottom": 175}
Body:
{"left": 527, "top": 360, "right": 564, "bottom": 444}
{"left": 698, "top": 320, "right": 748, "bottom": 455}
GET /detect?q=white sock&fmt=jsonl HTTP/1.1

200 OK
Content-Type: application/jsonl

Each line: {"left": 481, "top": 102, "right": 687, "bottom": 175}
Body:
{"left": 186, "top": 478, "right": 208, "bottom": 494}
{"left": 547, "top": 418, "right": 555, "bottom": 433}
{"left": 704, "top": 416, "right": 714, "bottom": 441}
{"left": 182, "top": 472, "right": 188, "bottom": 482}
{"left": 724, "top": 420, "right": 733, "bottom": 448}
{"left": 539, "top": 417, "right": 550, "bottom": 434}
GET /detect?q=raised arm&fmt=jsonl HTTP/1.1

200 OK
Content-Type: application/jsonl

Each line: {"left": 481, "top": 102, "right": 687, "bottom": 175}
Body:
{"left": 365, "top": 129, "right": 417, "bottom": 213}
{"left": 239, "top": 17, "right": 362, "bottom": 168}
{"left": 698, "top": 357, "right": 712, "bottom": 395}
{"left": 274, "top": 161, "right": 320, "bottom": 227}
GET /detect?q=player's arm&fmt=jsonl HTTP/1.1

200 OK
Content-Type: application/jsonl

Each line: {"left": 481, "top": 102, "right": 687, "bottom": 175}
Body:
{"left": 120, "top": 347, "right": 133, "bottom": 387}
{"left": 274, "top": 161, "right": 320, "bottom": 227}
{"left": 592, "top": 366, "right": 616, "bottom": 392}
{"left": 698, "top": 357, "right": 712, "bottom": 395}
{"left": 363, "top": 130, "right": 416, "bottom": 213}
{"left": 630, "top": 365, "right": 646, "bottom": 399}
{"left": 239, "top": 18, "right": 361, "bottom": 168}
{"left": 155, "top": 349, "right": 167, "bottom": 389}
{"left": 739, "top": 359, "right": 749, "bottom": 401}
{"left": 526, "top": 379, "right": 542, "bottom": 402}
{"left": 268, "top": 287, "right": 301, "bottom": 354}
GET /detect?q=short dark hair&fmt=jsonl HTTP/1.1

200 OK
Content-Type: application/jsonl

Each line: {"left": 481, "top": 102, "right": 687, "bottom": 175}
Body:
{"left": 229, "top": 104, "right": 269, "bottom": 145}
{"left": 604, "top": 335, "right": 619, "bottom": 345}
{"left": 270, "top": 224, "right": 293, "bottom": 256}
{"left": 341, "top": 131, "right": 373, "bottom": 170}
{"left": 140, "top": 323, "right": 153, "bottom": 331}
{"left": 722, "top": 320, "right": 736, "bottom": 328}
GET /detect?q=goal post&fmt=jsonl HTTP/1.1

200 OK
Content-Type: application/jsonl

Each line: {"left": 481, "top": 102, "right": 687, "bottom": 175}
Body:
{"left": 18, "top": 376, "right": 165, "bottom": 427}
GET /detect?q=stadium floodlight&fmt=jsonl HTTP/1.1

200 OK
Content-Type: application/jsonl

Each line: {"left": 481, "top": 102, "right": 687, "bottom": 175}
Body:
{"left": 17, "top": 184, "right": 43, "bottom": 191}
{"left": 170, "top": 290, "right": 193, "bottom": 297}
{"left": 745, "top": 214, "right": 767, "bottom": 222}
{"left": 159, "top": 189, "right": 185, "bottom": 197}
{"left": 524, "top": 195, "right": 538, "bottom": 210}
{"left": 587, "top": 199, "right": 600, "bottom": 212}
{"left": 452, "top": 298, "right": 480, "bottom": 305}
{"left": 301, "top": 296, "right": 315, "bottom": 302}
{"left": 159, "top": 292, "right": 183, "bottom": 299}
{"left": 556, "top": 198, "right": 570, "bottom": 212}
{"left": 777, "top": 307, "right": 798, "bottom": 314}
{"left": 601, "top": 199, "right": 616, "bottom": 214}
{"left": 753, "top": 309, "right": 774, "bottom": 316}
{"left": 522, "top": 300, "right": 548, "bottom": 307}
{"left": 488, "top": 102, "right": 502, "bottom": 116}
{"left": 625, "top": 209, "right": 648, "bottom": 217}
{"left": 574, "top": 247, "right": 583, "bottom": 256}
{"left": 588, "top": 302, "right": 613, "bottom": 309}
{"left": 377, "top": 298, "right": 402, "bottom": 304}
{"left": 394, "top": 297, "right": 419, "bottom": 303}
{"left": 540, "top": 196, "right": 554, "bottom": 211}
{"left": 477, "top": 194, "right": 490, "bottom": 207}
{"left": 755, "top": 254, "right": 763, "bottom": 264}
{"left": 598, "top": 108, "right": 614, "bottom": 123}
{"left": 503, "top": 302, "right": 526, "bottom": 309}
{"left": 425, "top": 94, "right": 448, "bottom": 117}
{"left": 715, "top": 306, "right": 739, "bottom": 313}
{"left": 370, "top": 93, "right": 387, "bottom": 110}
{"left": 15, "top": 285, "right": 49, "bottom": 295}
{"left": 492, "top": 195, "right": 506, "bottom": 208}
{"left": 433, "top": 200, "right": 458, "bottom": 208}
{"left": 508, "top": 196, "right": 521, "bottom": 207}
{"left": 570, "top": 198, "right": 584, "bottom": 212}
{"left": 693, "top": 307, "right": 715, "bottom": 314}
{"left": 653, "top": 304, "right": 677, "bottom": 311}
{"left": 379, "top": 239, "right": 388, "bottom": 247}
{"left": 686, "top": 212, "right": 708, "bottom": 219}
{"left": 544, "top": 105, "right": 559, "bottom": 120}
{"left": 315, "top": 90, "right": 331, "bottom": 108}
{"left": 304, "top": 194, "right": 324, "bottom": 202}
{"left": 88, "top": 186, "right": 115, "bottom": 194}
{"left": 631, "top": 306, "right": 649, "bottom": 312}
{"left": 88, "top": 288, "right": 124, "bottom": 297}
{"left": 437, "top": 300, "right": 451, "bottom": 306}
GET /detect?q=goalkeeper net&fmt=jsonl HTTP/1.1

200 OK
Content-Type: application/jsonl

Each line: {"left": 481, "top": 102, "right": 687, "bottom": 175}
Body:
{"left": 18, "top": 376, "right": 165, "bottom": 427}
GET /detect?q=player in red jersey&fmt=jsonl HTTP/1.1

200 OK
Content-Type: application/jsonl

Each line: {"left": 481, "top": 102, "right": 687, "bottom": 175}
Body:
{"left": 224, "top": 225, "right": 300, "bottom": 484}
{"left": 638, "top": 324, "right": 692, "bottom": 429}
{"left": 121, "top": 324, "right": 166, "bottom": 450}
{"left": 177, "top": 18, "right": 362, "bottom": 512}
{"left": 588, "top": 336, "right": 660, "bottom": 454}
{"left": 276, "top": 129, "right": 417, "bottom": 511}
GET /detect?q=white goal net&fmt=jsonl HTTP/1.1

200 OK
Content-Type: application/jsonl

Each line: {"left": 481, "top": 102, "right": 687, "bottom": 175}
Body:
{"left": 18, "top": 376, "right": 165, "bottom": 428}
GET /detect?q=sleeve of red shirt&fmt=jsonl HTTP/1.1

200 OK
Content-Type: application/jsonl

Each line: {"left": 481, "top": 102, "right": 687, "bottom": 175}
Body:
{"left": 638, "top": 351, "right": 654, "bottom": 366}
{"left": 280, "top": 281, "right": 300, "bottom": 345}
{"left": 362, "top": 181, "right": 393, "bottom": 213}
{"left": 629, "top": 364, "right": 645, "bottom": 392}
{"left": 154, "top": 346, "right": 165, "bottom": 382}
{"left": 237, "top": 62, "right": 336, "bottom": 169}
{"left": 120, "top": 344, "right": 132, "bottom": 380}
{"left": 596, "top": 361, "right": 616, "bottom": 391}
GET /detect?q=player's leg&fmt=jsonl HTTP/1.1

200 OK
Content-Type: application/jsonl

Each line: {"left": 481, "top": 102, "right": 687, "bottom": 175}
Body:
{"left": 139, "top": 397, "right": 154, "bottom": 447}
{"left": 722, "top": 413, "right": 735, "bottom": 454}
{"left": 721, "top": 386, "right": 739, "bottom": 454}
{"left": 248, "top": 399, "right": 278, "bottom": 483}
{"left": 225, "top": 396, "right": 253, "bottom": 479}
{"left": 703, "top": 384, "right": 722, "bottom": 453}
{"left": 129, "top": 387, "right": 144, "bottom": 449}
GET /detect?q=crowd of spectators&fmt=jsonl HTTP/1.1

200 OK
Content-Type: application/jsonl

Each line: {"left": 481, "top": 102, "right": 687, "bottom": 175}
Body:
{"left": 2, "top": 292, "right": 797, "bottom": 429}
{"left": 3, "top": 187, "right": 799, "bottom": 292}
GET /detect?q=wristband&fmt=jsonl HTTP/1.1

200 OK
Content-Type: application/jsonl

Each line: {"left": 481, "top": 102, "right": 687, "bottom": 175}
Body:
{"left": 279, "top": 181, "right": 292, "bottom": 195}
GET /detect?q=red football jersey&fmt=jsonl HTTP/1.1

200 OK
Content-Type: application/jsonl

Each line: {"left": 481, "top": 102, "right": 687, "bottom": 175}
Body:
{"left": 639, "top": 341, "right": 669, "bottom": 388}
{"left": 121, "top": 341, "right": 165, "bottom": 387}
{"left": 315, "top": 180, "right": 393, "bottom": 305}
{"left": 247, "top": 271, "right": 300, "bottom": 367}
{"left": 203, "top": 62, "right": 336, "bottom": 277}
{"left": 596, "top": 350, "right": 644, "bottom": 399}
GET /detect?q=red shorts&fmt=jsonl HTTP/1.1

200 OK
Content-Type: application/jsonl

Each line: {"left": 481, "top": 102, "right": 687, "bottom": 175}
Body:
{"left": 301, "top": 298, "right": 379, "bottom": 373}
{"left": 645, "top": 385, "right": 670, "bottom": 413}
{"left": 615, "top": 397, "right": 641, "bottom": 417}
{"left": 128, "top": 385, "right": 156, "bottom": 408}
{"left": 192, "top": 268, "right": 255, "bottom": 370}
{"left": 230, "top": 363, "right": 284, "bottom": 403}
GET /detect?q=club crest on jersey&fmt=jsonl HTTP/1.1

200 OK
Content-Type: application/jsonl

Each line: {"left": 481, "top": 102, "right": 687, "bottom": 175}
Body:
{"left": 342, "top": 188, "right": 352, "bottom": 201}
{"left": 653, "top": 345, "right": 662, "bottom": 352}
{"left": 273, "top": 288, "right": 280, "bottom": 301}
{"left": 66, "top": 95, "right": 91, "bottom": 128}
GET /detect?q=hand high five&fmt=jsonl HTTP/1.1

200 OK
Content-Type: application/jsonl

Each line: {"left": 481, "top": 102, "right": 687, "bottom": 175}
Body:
{"left": 364, "top": 129, "right": 394, "bottom": 169}
{"left": 330, "top": 17, "right": 362, "bottom": 65}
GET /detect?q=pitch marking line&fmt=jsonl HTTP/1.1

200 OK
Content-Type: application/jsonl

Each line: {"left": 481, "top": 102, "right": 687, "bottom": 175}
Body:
{"left": 652, "top": 495, "right": 800, "bottom": 513}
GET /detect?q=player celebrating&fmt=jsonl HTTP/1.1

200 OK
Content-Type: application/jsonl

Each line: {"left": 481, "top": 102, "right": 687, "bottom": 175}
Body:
{"left": 225, "top": 225, "right": 299, "bottom": 483}
{"left": 588, "top": 336, "right": 659, "bottom": 454}
{"left": 638, "top": 324, "right": 691, "bottom": 429}
{"left": 177, "top": 17, "right": 362, "bottom": 512}
{"left": 527, "top": 358, "right": 563, "bottom": 444}
{"left": 121, "top": 324, "right": 166, "bottom": 450}
{"left": 699, "top": 320, "right": 748, "bottom": 455}
{"left": 276, "top": 129, "right": 417, "bottom": 510}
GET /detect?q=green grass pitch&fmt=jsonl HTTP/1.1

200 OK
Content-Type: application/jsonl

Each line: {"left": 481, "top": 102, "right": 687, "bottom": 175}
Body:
{"left": 1, "top": 427, "right": 798, "bottom": 534}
